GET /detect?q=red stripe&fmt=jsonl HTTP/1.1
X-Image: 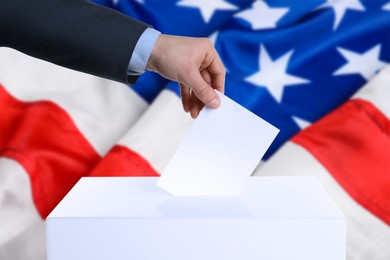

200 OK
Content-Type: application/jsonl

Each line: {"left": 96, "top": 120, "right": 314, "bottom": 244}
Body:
{"left": 90, "top": 145, "right": 159, "bottom": 177}
{"left": 293, "top": 99, "right": 390, "bottom": 225}
{"left": 0, "top": 84, "right": 101, "bottom": 218}
{"left": 0, "top": 84, "right": 159, "bottom": 218}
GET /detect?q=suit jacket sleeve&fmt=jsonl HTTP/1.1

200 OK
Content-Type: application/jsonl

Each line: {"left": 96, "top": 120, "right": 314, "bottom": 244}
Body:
{"left": 0, "top": 0, "right": 149, "bottom": 84}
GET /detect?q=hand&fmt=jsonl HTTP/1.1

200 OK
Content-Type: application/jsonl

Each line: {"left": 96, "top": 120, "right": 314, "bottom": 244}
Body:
{"left": 146, "top": 34, "right": 225, "bottom": 119}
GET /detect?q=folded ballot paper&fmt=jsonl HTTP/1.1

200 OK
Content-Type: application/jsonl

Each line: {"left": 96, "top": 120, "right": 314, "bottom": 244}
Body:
{"left": 47, "top": 91, "right": 346, "bottom": 260}
{"left": 157, "top": 90, "right": 279, "bottom": 195}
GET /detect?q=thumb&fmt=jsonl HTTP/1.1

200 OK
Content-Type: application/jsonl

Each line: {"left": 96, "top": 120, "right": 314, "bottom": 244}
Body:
{"left": 187, "top": 72, "right": 221, "bottom": 109}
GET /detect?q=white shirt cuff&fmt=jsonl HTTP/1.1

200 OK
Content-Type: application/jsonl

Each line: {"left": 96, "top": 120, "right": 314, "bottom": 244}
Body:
{"left": 128, "top": 27, "right": 161, "bottom": 75}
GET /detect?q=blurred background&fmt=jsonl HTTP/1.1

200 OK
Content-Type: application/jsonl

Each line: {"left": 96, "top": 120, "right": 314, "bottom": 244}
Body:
{"left": 0, "top": 0, "right": 389, "bottom": 259}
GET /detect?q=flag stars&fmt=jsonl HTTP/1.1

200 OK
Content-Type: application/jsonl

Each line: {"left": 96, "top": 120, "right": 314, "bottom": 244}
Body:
{"left": 177, "top": 0, "right": 238, "bottom": 23}
{"left": 320, "top": 0, "right": 365, "bottom": 30}
{"left": 235, "top": 1, "right": 289, "bottom": 30}
{"left": 334, "top": 45, "right": 387, "bottom": 81}
{"left": 245, "top": 45, "right": 310, "bottom": 103}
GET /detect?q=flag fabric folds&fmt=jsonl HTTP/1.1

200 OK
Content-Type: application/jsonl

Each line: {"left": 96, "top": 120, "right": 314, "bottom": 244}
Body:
{"left": 96, "top": 0, "right": 390, "bottom": 158}
{"left": 1, "top": 0, "right": 389, "bottom": 259}
{"left": 254, "top": 66, "right": 390, "bottom": 259}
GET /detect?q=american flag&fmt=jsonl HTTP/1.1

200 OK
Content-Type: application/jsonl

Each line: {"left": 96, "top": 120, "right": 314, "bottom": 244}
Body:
{"left": 95, "top": 0, "right": 389, "bottom": 158}
{"left": 0, "top": 0, "right": 389, "bottom": 259}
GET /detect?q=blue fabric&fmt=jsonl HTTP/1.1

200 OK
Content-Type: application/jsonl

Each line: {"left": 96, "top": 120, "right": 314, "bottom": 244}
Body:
{"left": 94, "top": 0, "right": 390, "bottom": 159}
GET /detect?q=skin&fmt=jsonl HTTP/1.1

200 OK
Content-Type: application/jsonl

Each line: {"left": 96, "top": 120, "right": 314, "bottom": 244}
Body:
{"left": 146, "top": 34, "right": 226, "bottom": 119}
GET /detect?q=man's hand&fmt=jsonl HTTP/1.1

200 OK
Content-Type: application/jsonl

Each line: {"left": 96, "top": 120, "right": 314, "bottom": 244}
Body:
{"left": 146, "top": 34, "right": 225, "bottom": 119}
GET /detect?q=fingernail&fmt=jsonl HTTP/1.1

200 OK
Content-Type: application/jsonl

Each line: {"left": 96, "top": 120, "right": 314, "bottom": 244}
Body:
{"left": 190, "top": 110, "right": 197, "bottom": 119}
{"left": 209, "top": 97, "right": 220, "bottom": 109}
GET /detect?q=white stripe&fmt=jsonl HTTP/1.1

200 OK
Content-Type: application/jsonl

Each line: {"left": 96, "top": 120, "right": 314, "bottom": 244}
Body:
{"left": 255, "top": 142, "right": 390, "bottom": 260}
{"left": 0, "top": 47, "right": 148, "bottom": 156}
{"left": 118, "top": 90, "right": 194, "bottom": 173}
{"left": 0, "top": 158, "right": 45, "bottom": 260}
{"left": 0, "top": 221, "right": 46, "bottom": 260}
{"left": 353, "top": 65, "right": 390, "bottom": 118}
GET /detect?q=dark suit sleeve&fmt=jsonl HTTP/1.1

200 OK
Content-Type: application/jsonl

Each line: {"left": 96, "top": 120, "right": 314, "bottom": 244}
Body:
{"left": 0, "top": 0, "right": 149, "bottom": 84}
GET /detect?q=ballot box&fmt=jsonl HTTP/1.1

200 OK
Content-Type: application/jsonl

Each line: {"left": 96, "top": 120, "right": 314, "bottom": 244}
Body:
{"left": 46, "top": 176, "right": 345, "bottom": 260}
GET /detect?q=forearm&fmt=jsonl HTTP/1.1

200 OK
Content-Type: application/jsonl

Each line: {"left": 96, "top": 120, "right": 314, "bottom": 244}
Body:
{"left": 0, "top": 0, "right": 149, "bottom": 84}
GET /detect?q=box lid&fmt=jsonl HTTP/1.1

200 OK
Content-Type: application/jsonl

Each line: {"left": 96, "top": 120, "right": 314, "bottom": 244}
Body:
{"left": 48, "top": 177, "right": 344, "bottom": 219}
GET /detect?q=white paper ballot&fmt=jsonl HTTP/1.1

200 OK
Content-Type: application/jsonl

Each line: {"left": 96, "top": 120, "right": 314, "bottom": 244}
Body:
{"left": 157, "top": 91, "right": 279, "bottom": 196}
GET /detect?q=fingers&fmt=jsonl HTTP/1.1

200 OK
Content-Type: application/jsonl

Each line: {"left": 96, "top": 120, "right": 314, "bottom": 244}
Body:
{"left": 199, "top": 41, "right": 225, "bottom": 94}
{"left": 180, "top": 82, "right": 203, "bottom": 118}
{"left": 185, "top": 71, "right": 220, "bottom": 109}
{"left": 181, "top": 83, "right": 204, "bottom": 119}
{"left": 180, "top": 39, "right": 224, "bottom": 110}
{"left": 189, "top": 69, "right": 210, "bottom": 118}
{"left": 148, "top": 35, "right": 226, "bottom": 118}
{"left": 207, "top": 54, "right": 225, "bottom": 94}
{"left": 180, "top": 70, "right": 212, "bottom": 119}
{"left": 179, "top": 83, "right": 190, "bottom": 113}
{"left": 189, "top": 91, "right": 203, "bottom": 119}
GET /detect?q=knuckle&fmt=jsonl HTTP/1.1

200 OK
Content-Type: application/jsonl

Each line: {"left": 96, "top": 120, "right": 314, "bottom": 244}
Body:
{"left": 200, "top": 38, "right": 212, "bottom": 48}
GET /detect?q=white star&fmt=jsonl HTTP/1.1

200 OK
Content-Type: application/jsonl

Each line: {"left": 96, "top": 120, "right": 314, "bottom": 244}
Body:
{"left": 292, "top": 116, "right": 311, "bottom": 130}
{"left": 177, "top": 0, "right": 238, "bottom": 23}
{"left": 112, "top": 0, "right": 119, "bottom": 5}
{"left": 245, "top": 45, "right": 310, "bottom": 103}
{"left": 383, "top": 2, "right": 390, "bottom": 11}
{"left": 319, "top": 0, "right": 365, "bottom": 30}
{"left": 235, "top": 1, "right": 289, "bottom": 30}
{"left": 334, "top": 45, "right": 387, "bottom": 81}
{"left": 135, "top": 0, "right": 144, "bottom": 4}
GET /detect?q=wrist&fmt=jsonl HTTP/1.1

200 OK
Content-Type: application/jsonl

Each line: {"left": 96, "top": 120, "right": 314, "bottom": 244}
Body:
{"left": 146, "top": 34, "right": 165, "bottom": 72}
{"left": 128, "top": 28, "right": 160, "bottom": 75}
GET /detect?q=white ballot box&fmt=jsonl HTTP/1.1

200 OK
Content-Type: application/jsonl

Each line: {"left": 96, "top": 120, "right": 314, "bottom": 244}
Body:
{"left": 46, "top": 177, "right": 345, "bottom": 260}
